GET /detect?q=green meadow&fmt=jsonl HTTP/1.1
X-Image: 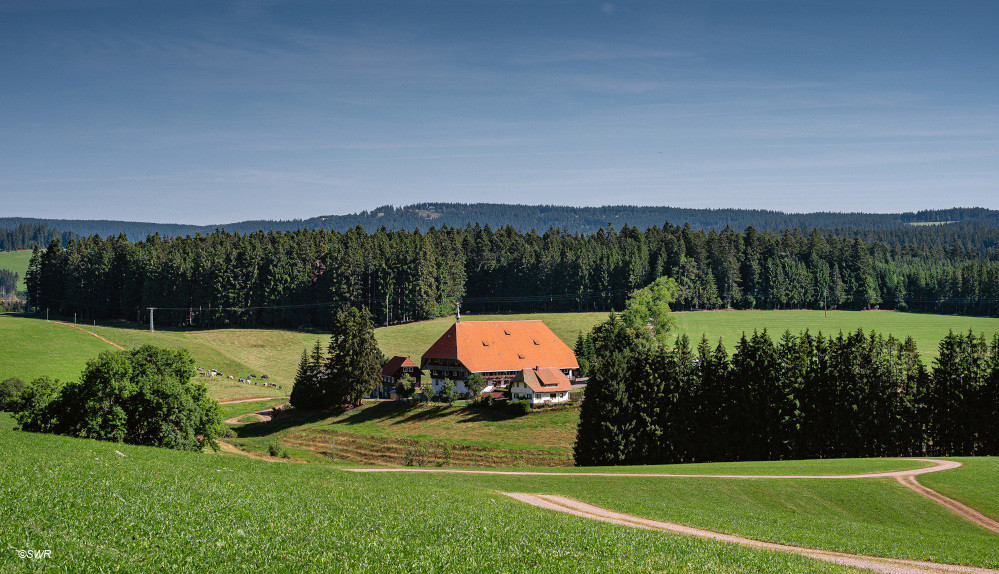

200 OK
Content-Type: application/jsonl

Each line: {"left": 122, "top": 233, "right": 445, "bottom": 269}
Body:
{"left": 375, "top": 309, "right": 999, "bottom": 361}
{"left": 919, "top": 457, "right": 999, "bottom": 523}
{"left": 3, "top": 308, "right": 997, "bottom": 402}
{"left": 1, "top": 418, "right": 851, "bottom": 574}
{"left": 670, "top": 309, "right": 999, "bottom": 359}
{"left": 0, "top": 249, "right": 32, "bottom": 291}
{"left": 4, "top": 416, "right": 998, "bottom": 572}
{"left": 0, "top": 315, "right": 297, "bottom": 401}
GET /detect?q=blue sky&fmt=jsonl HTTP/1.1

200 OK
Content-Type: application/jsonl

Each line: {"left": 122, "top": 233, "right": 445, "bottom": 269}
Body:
{"left": 2, "top": 0, "right": 998, "bottom": 224}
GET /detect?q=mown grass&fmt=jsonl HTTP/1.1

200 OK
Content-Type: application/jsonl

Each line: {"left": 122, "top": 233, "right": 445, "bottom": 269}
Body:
{"left": 375, "top": 309, "right": 999, "bottom": 363}
{"left": 433, "top": 468, "right": 999, "bottom": 569}
{"left": 447, "top": 457, "right": 930, "bottom": 475}
{"left": 0, "top": 315, "right": 112, "bottom": 384}
{"left": 227, "top": 401, "right": 581, "bottom": 466}
{"left": 0, "top": 249, "right": 32, "bottom": 291}
{"left": 671, "top": 309, "right": 999, "bottom": 359}
{"left": 918, "top": 456, "right": 999, "bottom": 522}
{"left": 1, "top": 419, "right": 857, "bottom": 574}
{"left": 220, "top": 398, "right": 287, "bottom": 421}
{"left": 0, "top": 314, "right": 294, "bottom": 401}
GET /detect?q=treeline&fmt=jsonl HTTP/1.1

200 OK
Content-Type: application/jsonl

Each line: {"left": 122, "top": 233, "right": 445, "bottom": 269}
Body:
{"left": 6, "top": 204, "right": 999, "bottom": 239}
{"left": 0, "top": 269, "right": 18, "bottom": 297}
{"left": 575, "top": 323, "right": 999, "bottom": 465}
{"left": 25, "top": 223, "right": 999, "bottom": 327}
{"left": 0, "top": 222, "right": 75, "bottom": 252}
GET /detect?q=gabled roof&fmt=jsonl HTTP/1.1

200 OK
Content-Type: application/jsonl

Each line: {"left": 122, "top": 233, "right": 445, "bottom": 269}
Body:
{"left": 513, "top": 367, "right": 572, "bottom": 393}
{"left": 422, "top": 320, "right": 579, "bottom": 373}
{"left": 381, "top": 355, "right": 420, "bottom": 377}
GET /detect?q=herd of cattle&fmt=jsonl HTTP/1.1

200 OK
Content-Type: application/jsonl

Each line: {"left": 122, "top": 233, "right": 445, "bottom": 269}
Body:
{"left": 197, "top": 367, "right": 283, "bottom": 389}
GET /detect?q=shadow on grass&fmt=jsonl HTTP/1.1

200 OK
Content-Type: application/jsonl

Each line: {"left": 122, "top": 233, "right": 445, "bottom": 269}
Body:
{"left": 456, "top": 407, "right": 529, "bottom": 424}
{"left": 334, "top": 401, "right": 461, "bottom": 426}
{"left": 233, "top": 409, "right": 332, "bottom": 439}
{"left": 12, "top": 312, "right": 331, "bottom": 335}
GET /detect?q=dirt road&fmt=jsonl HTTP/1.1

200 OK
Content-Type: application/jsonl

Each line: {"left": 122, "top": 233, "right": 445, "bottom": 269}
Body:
{"left": 346, "top": 457, "right": 961, "bottom": 479}
{"left": 504, "top": 493, "right": 998, "bottom": 574}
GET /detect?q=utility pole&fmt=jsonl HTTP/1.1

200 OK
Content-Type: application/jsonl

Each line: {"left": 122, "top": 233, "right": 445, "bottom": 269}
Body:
{"left": 148, "top": 307, "right": 155, "bottom": 333}
{"left": 824, "top": 290, "right": 828, "bottom": 318}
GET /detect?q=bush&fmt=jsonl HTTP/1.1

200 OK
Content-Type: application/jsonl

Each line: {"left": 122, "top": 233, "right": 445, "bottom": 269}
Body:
{"left": 465, "top": 373, "right": 486, "bottom": 398}
{"left": 13, "top": 345, "right": 224, "bottom": 452}
{"left": 0, "top": 377, "right": 26, "bottom": 411}
{"left": 395, "top": 373, "right": 415, "bottom": 399}
{"left": 508, "top": 400, "right": 532, "bottom": 415}
{"left": 439, "top": 379, "right": 458, "bottom": 404}
{"left": 420, "top": 384, "right": 436, "bottom": 403}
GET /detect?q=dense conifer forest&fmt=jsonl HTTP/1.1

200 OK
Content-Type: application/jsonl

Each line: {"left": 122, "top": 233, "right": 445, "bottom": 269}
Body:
{"left": 575, "top": 323, "right": 999, "bottom": 463}
{"left": 0, "top": 222, "right": 75, "bottom": 252}
{"left": 23, "top": 220, "right": 999, "bottom": 328}
{"left": 6, "top": 203, "right": 999, "bottom": 238}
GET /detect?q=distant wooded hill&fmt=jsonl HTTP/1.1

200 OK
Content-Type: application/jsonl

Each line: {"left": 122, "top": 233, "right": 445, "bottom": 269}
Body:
{"left": 4, "top": 203, "right": 999, "bottom": 240}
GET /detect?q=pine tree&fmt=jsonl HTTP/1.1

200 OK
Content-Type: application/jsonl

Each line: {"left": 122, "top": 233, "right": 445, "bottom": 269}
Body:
{"left": 325, "top": 306, "right": 382, "bottom": 408}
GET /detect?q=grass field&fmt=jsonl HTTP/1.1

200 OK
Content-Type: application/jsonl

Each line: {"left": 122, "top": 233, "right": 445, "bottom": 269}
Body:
{"left": 4, "top": 416, "right": 999, "bottom": 572}
{"left": 228, "top": 401, "right": 581, "bottom": 466}
{"left": 0, "top": 249, "right": 32, "bottom": 291}
{"left": 449, "top": 471, "right": 999, "bottom": 568}
{"left": 671, "top": 309, "right": 999, "bottom": 359}
{"left": 2, "top": 418, "right": 860, "bottom": 574}
{"left": 375, "top": 309, "right": 999, "bottom": 361}
{"left": 4, "top": 308, "right": 996, "bottom": 404}
{"left": 0, "top": 315, "right": 295, "bottom": 401}
{"left": 919, "top": 457, "right": 999, "bottom": 522}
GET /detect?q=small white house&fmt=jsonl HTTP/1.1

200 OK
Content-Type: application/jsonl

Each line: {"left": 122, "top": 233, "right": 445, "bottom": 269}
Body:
{"left": 509, "top": 367, "right": 572, "bottom": 405}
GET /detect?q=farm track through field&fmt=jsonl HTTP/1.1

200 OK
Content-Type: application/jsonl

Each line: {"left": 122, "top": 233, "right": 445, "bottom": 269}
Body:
{"left": 353, "top": 459, "right": 999, "bottom": 563}
{"left": 504, "top": 493, "right": 998, "bottom": 574}
{"left": 896, "top": 475, "right": 999, "bottom": 535}
{"left": 219, "top": 396, "right": 289, "bottom": 405}
{"left": 50, "top": 321, "right": 125, "bottom": 350}
{"left": 346, "top": 457, "right": 962, "bottom": 478}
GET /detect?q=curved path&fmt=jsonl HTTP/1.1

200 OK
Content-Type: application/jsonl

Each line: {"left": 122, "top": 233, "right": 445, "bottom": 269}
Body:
{"left": 505, "top": 493, "right": 998, "bottom": 574}
{"left": 224, "top": 406, "right": 282, "bottom": 425}
{"left": 219, "top": 396, "right": 288, "bottom": 405}
{"left": 346, "top": 457, "right": 961, "bottom": 479}
{"left": 349, "top": 458, "right": 999, "bottom": 571}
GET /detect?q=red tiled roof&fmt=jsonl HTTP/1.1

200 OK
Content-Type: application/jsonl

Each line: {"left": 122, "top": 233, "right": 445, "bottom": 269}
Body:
{"left": 381, "top": 355, "right": 419, "bottom": 377}
{"left": 422, "top": 320, "right": 579, "bottom": 373}
{"left": 513, "top": 367, "right": 572, "bottom": 393}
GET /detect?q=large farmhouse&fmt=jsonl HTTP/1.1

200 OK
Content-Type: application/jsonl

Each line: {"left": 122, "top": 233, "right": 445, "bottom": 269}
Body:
{"left": 421, "top": 320, "right": 579, "bottom": 396}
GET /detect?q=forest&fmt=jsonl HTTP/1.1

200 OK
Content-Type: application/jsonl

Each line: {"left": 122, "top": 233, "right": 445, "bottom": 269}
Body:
{"left": 5, "top": 203, "right": 999, "bottom": 239}
{"left": 22, "top": 221, "right": 999, "bottom": 329}
{"left": 0, "top": 222, "right": 75, "bottom": 252}
{"left": 575, "top": 323, "right": 999, "bottom": 464}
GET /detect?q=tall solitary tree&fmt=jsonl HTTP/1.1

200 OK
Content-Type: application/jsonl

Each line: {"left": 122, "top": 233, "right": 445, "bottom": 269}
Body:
{"left": 326, "top": 306, "right": 382, "bottom": 407}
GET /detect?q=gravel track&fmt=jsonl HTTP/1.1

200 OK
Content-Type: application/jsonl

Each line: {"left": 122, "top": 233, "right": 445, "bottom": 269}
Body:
{"left": 504, "top": 493, "right": 998, "bottom": 574}
{"left": 346, "top": 458, "right": 961, "bottom": 479}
